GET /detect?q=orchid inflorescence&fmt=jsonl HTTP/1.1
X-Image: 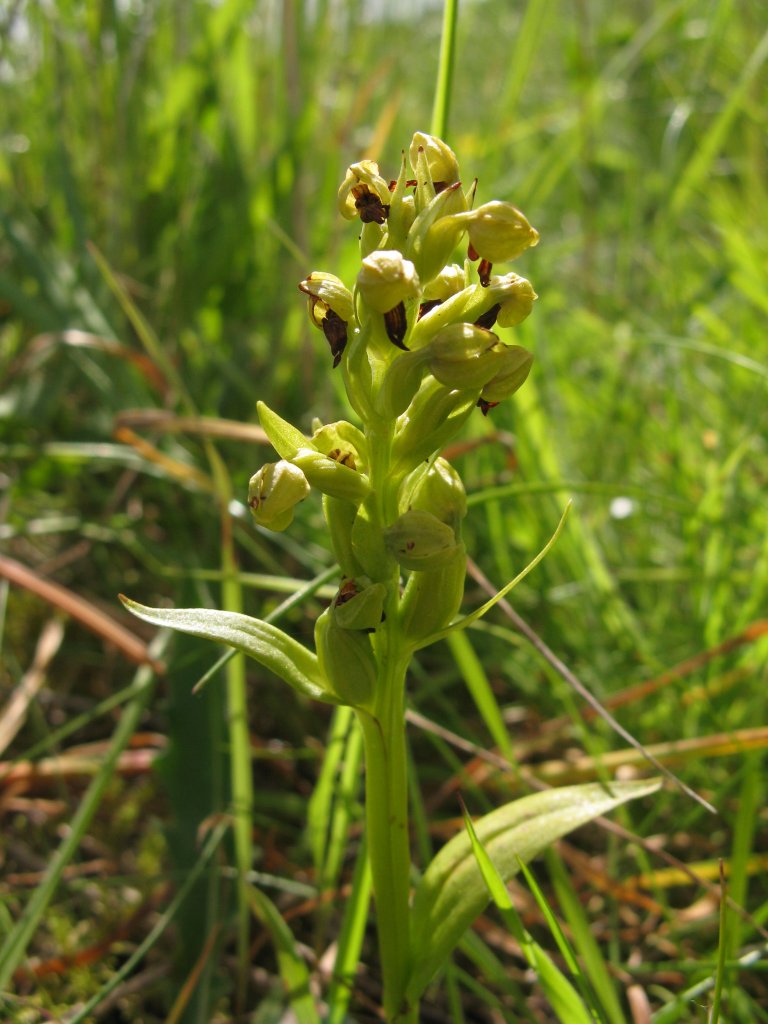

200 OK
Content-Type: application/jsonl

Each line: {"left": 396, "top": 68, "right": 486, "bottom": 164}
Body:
{"left": 249, "top": 132, "right": 539, "bottom": 698}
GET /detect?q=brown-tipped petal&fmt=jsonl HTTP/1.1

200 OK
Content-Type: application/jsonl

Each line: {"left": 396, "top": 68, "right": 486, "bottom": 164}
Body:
{"left": 477, "top": 398, "right": 499, "bottom": 416}
{"left": 384, "top": 302, "right": 409, "bottom": 350}
{"left": 478, "top": 259, "right": 493, "bottom": 286}
{"left": 321, "top": 310, "right": 348, "bottom": 367}
{"left": 337, "top": 159, "right": 392, "bottom": 221}
{"left": 474, "top": 302, "right": 501, "bottom": 330}
{"left": 354, "top": 185, "right": 390, "bottom": 225}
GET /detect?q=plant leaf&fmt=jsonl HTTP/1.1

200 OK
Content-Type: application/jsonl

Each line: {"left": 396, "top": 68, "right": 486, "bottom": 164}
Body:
{"left": 405, "top": 779, "right": 660, "bottom": 1005}
{"left": 247, "top": 886, "right": 321, "bottom": 1024}
{"left": 119, "top": 597, "right": 336, "bottom": 704}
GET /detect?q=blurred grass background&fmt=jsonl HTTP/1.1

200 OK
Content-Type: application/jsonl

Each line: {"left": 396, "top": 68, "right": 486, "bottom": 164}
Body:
{"left": 1, "top": 0, "right": 767, "bottom": 1021}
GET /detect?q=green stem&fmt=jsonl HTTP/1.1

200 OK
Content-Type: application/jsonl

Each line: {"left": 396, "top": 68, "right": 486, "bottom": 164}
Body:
{"left": 358, "top": 649, "right": 412, "bottom": 1021}
{"left": 209, "top": 444, "right": 253, "bottom": 1010}
{"left": 356, "top": 401, "right": 417, "bottom": 1020}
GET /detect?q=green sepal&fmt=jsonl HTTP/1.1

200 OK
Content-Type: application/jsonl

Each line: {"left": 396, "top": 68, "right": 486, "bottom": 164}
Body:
{"left": 360, "top": 220, "right": 386, "bottom": 259}
{"left": 323, "top": 495, "right": 365, "bottom": 577}
{"left": 333, "top": 581, "right": 387, "bottom": 631}
{"left": 399, "top": 543, "right": 466, "bottom": 644}
{"left": 384, "top": 509, "right": 460, "bottom": 571}
{"left": 404, "top": 779, "right": 662, "bottom": 1006}
{"left": 411, "top": 274, "right": 536, "bottom": 350}
{"left": 480, "top": 345, "right": 533, "bottom": 403}
{"left": 342, "top": 326, "right": 376, "bottom": 421}
{"left": 315, "top": 606, "right": 377, "bottom": 708}
{"left": 405, "top": 182, "right": 468, "bottom": 285}
{"left": 399, "top": 457, "right": 467, "bottom": 525}
{"left": 409, "top": 132, "right": 460, "bottom": 189}
{"left": 427, "top": 324, "right": 504, "bottom": 390}
{"left": 292, "top": 448, "right": 370, "bottom": 503}
{"left": 386, "top": 151, "right": 416, "bottom": 250}
{"left": 257, "top": 401, "right": 314, "bottom": 460}
{"left": 351, "top": 502, "right": 393, "bottom": 580}
{"left": 248, "top": 460, "right": 310, "bottom": 532}
{"left": 119, "top": 597, "right": 336, "bottom": 705}
{"left": 392, "top": 378, "right": 478, "bottom": 477}
{"left": 376, "top": 348, "right": 430, "bottom": 419}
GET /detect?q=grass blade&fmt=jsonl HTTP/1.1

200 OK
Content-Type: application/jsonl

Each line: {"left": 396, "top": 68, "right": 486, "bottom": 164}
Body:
{"left": 462, "top": 803, "right": 597, "bottom": 1024}
{"left": 0, "top": 633, "right": 166, "bottom": 988}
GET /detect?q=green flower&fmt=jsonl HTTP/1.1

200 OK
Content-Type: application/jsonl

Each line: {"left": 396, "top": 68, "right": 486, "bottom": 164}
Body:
{"left": 409, "top": 131, "right": 460, "bottom": 187}
{"left": 427, "top": 323, "right": 504, "bottom": 389}
{"left": 248, "top": 461, "right": 310, "bottom": 532}
{"left": 338, "top": 159, "right": 392, "bottom": 224}
{"left": 462, "top": 201, "right": 539, "bottom": 263}
{"left": 357, "top": 249, "right": 421, "bottom": 351}
{"left": 478, "top": 345, "right": 533, "bottom": 415}
{"left": 357, "top": 250, "right": 421, "bottom": 314}
{"left": 299, "top": 272, "right": 355, "bottom": 367}
{"left": 489, "top": 272, "right": 538, "bottom": 327}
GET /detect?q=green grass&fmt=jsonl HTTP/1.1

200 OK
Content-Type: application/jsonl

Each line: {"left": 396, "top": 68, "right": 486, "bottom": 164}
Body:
{"left": 1, "top": 0, "right": 767, "bottom": 1020}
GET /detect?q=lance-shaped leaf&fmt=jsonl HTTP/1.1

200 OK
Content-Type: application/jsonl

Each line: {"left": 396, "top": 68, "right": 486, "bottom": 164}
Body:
{"left": 119, "top": 597, "right": 336, "bottom": 704}
{"left": 404, "top": 779, "right": 661, "bottom": 1006}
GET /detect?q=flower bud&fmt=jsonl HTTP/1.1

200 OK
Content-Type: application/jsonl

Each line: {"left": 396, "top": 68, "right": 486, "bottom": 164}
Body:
{"left": 338, "top": 160, "right": 391, "bottom": 224}
{"left": 248, "top": 461, "right": 310, "bottom": 532}
{"left": 357, "top": 250, "right": 420, "bottom": 314}
{"left": 409, "top": 132, "right": 460, "bottom": 187}
{"left": 405, "top": 182, "right": 468, "bottom": 285}
{"left": 383, "top": 508, "right": 460, "bottom": 572}
{"left": 399, "top": 543, "right": 466, "bottom": 643}
{"left": 400, "top": 457, "right": 467, "bottom": 526}
{"left": 315, "top": 606, "right": 376, "bottom": 707}
{"left": 479, "top": 344, "right": 533, "bottom": 403}
{"left": 463, "top": 201, "right": 539, "bottom": 263}
{"left": 493, "top": 273, "right": 537, "bottom": 327}
{"left": 333, "top": 579, "right": 387, "bottom": 631}
{"left": 427, "top": 323, "right": 505, "bottom": 390}
{"left": 422, "top": 263, "right": 467, "bottom": 302}
{"left": 292, "top": 447, "right": 370, "bottom": 503}
{"left": 312, "top": 420, "right": 368, "bottom": 472}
